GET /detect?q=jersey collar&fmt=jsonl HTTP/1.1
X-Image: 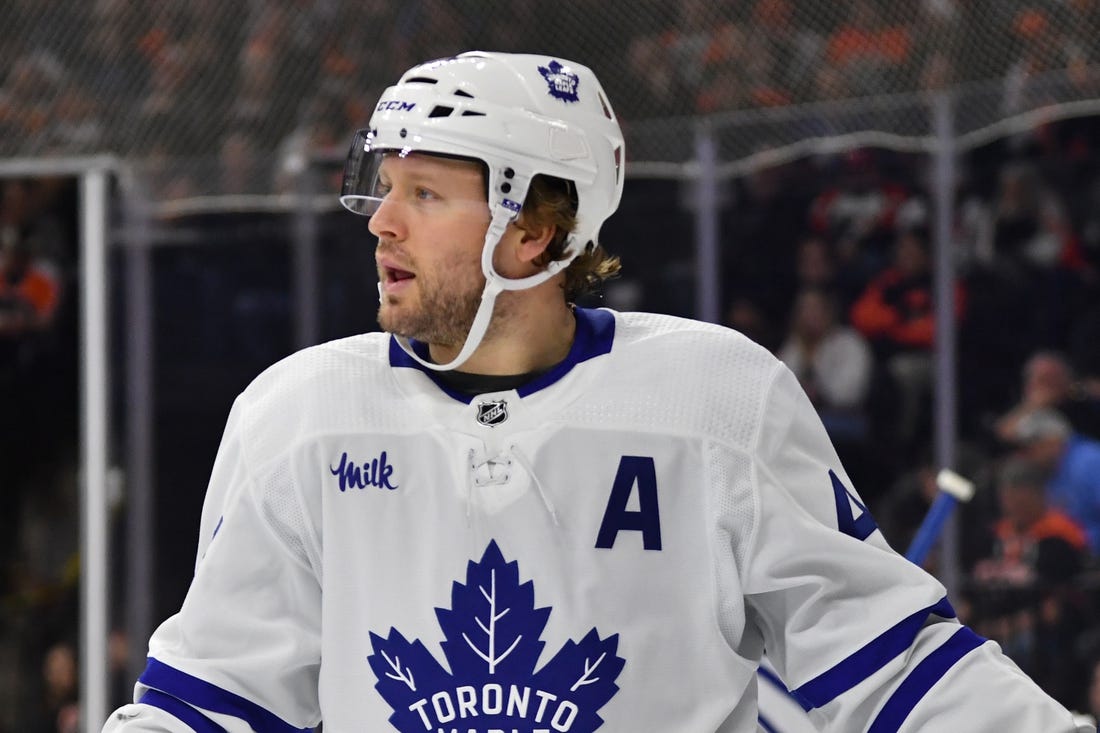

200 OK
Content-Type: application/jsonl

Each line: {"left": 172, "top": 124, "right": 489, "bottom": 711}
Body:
{"left": 388, "top": 307, "right": 616, "bottom": 404}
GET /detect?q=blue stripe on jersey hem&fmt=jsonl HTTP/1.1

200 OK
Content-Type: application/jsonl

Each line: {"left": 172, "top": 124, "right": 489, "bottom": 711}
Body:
{"left": 389, "top": 306, "right": 615, "bottom": 403}
{"left": 867, "top": 626, "right": 985, "bottom": 733}
{"left": 140, "top": 658, "right": 311, "bottom": 733}
{"left": 140, "top": 689, "right": 226, "bottom": 732}
{"left": 792, "top": 596, "right": 956, "bottom": 711}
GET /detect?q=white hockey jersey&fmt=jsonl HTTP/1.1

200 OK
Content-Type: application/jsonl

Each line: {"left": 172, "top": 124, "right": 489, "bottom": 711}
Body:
{"left": 104, "top": 308, "right": 1089, "bottom": 732}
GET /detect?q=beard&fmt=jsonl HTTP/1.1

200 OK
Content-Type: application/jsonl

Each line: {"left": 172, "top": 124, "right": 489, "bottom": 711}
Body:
{"left": 379, "top": 283, "right": 479, "bottom": 347}
{"left": 378, "top": 252, "right": 505, "bottom": 347}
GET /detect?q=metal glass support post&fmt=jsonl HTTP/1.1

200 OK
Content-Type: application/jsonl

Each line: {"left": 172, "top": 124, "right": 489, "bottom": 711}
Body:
{"left": 293, "top": 165, "right": 321, "bottom": 349}
{"left": 693, "top": 121, "right": 721, "bottom": 324}
{"left": 80, "top": 165, "right": 111, "bottom": 731}
{"left": 122, "top": 182, "right": 155, "bottom": 686}
{"left": 931, "top": 91, "right": 961, "bottom": 598}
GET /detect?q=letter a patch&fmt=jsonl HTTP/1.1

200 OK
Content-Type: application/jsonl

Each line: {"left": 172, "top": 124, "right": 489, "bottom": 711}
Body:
{"left": 595, "top": 456, "right": 662, "bottom": 551}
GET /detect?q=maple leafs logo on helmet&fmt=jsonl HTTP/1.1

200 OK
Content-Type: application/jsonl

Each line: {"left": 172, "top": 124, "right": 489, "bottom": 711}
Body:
{"left": 538, "top": 59, "right": 581, "bottom": 103}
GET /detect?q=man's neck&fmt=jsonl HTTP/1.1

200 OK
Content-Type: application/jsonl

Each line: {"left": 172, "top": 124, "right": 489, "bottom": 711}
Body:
{"left": 428, "top": 297, "right": 577, "bottom": 376}
{"left": 433, "top": 367, "right": 550, "bottom": 396}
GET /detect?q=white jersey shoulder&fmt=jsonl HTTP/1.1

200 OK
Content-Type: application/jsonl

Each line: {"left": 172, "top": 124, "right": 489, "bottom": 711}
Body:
{"left": 232, "top": 331, "right": 404, "bottom": 462}
{"left": 568, "top": 310, "right": 781, "bottom": 452}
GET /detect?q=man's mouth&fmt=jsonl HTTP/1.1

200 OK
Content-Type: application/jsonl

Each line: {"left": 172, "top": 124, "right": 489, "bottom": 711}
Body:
{"left": 380, "top": 263, "right": 416, "bottom": 293}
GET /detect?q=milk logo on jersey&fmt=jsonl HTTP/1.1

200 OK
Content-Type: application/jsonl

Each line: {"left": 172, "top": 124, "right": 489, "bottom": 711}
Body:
{"left": 537, "top": 60, "right": 580, "bottom": 103}
{"left": 330, "top": 450, "right": 400, "bottom": 491}
{"left": 368, "top": 541, "right": 625, "bottom": 732}
{"left": 476, "top": 399, "right": 509, "bottom": 427}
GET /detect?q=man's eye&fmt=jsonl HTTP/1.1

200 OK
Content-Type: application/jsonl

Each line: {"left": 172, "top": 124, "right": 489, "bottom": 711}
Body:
{"left": 415, "top": 187, "right": 437, "bottom": 201}
{"left": 375, "top": 183, "right": 392, "bottom": 196}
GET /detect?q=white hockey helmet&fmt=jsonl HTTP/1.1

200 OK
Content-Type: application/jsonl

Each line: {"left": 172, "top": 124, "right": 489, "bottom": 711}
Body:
{"left": 340, "top": 51, "right": 625, "bottom": 370}
{"left": 342, "top": 51, "right": 625, "bottom": 259}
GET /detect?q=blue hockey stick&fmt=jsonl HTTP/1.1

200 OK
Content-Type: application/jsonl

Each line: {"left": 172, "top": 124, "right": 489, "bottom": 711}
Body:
{"left": 904, "top": 469, "right": 976, "bottom": 566}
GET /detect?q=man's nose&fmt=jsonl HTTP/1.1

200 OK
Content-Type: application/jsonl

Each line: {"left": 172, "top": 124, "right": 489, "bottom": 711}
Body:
{"left": 368, "top": 195, "right": 405, "bottom": 241}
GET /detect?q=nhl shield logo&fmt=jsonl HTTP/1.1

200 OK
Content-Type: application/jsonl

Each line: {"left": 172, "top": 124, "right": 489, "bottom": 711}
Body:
{"left": 537, "top": 59, "right": 580, "bottom": 103}
{"left": 476, "top": 399, "right": 508, "bottom": 427}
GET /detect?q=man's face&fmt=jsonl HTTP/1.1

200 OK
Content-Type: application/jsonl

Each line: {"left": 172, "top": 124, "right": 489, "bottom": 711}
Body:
{"left": 793, "top": 291, "right": 831, "bottom": 340}
{"left": 895, "top": 231, "right": 928, "bottom": 276}
{"left": 1025, "top": 356, "right": 1070, "bottom": 404}
{"left": 368, "top": 153, "right": 492, "bottom": 346}
{"left": 0, "top": 243, "right": 30, "bottom": 280}
{"left": 997, "top": 482, "right": 1044, "bottom": 529}
{"left": 1021, "top": 436, "right": 1065, "bottom": 468}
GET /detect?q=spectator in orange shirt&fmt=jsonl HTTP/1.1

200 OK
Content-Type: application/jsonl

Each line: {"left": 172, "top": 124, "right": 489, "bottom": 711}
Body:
{"left": 978, "top": 458, "right": 1089, "bottom": 577}
{"left": 851, "top": 226, "right": 938, "bottom": 351}
{"left": 0, "top": 230, "right": 59, "bottom": 341}
{"left": 966, "top": 455, "right": 1089, "bottom": 707}
{"left": 850, "top": 225, "right": 966, "bottom": 453}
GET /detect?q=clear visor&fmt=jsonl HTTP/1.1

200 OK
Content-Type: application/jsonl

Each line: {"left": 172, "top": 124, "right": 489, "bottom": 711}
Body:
{"left": 340, "top": 129, "right": 385, "bottom": 216}
{"left": 340, "top": 129, "right": 494, "bottom": 219}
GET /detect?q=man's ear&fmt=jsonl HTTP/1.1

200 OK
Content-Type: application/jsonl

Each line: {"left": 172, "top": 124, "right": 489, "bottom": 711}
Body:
{"left": 509, "top": 214, "right": 556, "bottom": 265}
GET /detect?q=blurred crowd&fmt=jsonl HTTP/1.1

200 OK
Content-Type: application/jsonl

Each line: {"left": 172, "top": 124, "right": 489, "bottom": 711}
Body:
{"left": 699, "top": 112, "right": 1100, "bottom": 712}
{"left": 0, "top": 177, "right": 82, "bottom": 730}
{"left": 2, "top": 0, "right": 1100, "bottom": 730}
{"left": 1, "top": 0, "right": 1099, "bottom": 197}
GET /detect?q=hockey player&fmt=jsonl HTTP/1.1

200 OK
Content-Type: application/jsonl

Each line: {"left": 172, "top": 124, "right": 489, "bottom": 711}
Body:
{"left": 104, "top": 52, "right": 1091, "bottom": 732}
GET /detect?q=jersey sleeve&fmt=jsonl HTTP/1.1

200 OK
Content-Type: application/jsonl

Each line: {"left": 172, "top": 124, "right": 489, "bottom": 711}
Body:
{"left": 102, "top": 394, "right": 322, "bottom": 732}
{"left": 741, "top": 363, "right": 1090, "bottom": 732}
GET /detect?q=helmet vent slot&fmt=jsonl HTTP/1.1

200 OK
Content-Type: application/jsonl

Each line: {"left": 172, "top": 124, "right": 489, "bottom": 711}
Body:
{"left": 453, "top": 89, "right": 474, "bottom": 98}
{"left": 429, "top": 105, "right": 455, "bottom": 118}
{"left": 597, "top": 91, "right": 614, "bottom": 120}
{"left": 461, "top": 110, "right": 486, "bottom": 117}
{"left": 405, "top": 76, "right": 438, "bottom": 84}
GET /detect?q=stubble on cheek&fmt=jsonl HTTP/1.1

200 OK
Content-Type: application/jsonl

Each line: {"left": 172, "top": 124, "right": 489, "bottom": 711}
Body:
{"left": 377, "top": 257, "right": 486, "bottom": 347}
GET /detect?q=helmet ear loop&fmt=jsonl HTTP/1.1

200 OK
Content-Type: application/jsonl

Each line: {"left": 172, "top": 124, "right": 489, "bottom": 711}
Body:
{"left": 482, "top": 172, "right": 579, "bottom": 290}
{"left": 480, "top": 204, "right": 522, "bottom": 287}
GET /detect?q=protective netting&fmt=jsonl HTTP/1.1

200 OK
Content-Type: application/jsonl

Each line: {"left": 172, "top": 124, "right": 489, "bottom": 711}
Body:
{"left": 1, "top": 0, "right": 1099, "bottom": 199}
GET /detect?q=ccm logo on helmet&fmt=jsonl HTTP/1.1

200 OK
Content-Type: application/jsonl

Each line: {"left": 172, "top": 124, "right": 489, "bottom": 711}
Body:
{"left": 376, "top": 100, "right": 416, "bottom": 112}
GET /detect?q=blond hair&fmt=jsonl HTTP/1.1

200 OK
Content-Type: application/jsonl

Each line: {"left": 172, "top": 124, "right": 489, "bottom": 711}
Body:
{"left": 522, "top": 174, "right": 620, "bottom": 301}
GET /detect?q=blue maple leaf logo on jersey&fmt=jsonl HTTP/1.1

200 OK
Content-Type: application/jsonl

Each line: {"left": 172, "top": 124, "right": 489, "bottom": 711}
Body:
{"left": 368, "top": 541, "right": 625, "bottom": 732}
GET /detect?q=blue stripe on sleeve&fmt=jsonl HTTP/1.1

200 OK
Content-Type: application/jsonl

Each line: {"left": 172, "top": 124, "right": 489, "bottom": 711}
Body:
{"left": 140, "top": 658, "right": 312, "bottom": 733}
{"left": 758, "top": 664, "right": 793, "bottom": 694}
{"left": 139, "top": 689, "right": 226, "bottom": 732}
{"left": 758, "top": 713, "right": 780, "bottom": 733}
{"left": 867, "top": 626, "right": 986, "bottom": 733}
{"left": 792, "top": 597, "right": 956, "bottom": 711}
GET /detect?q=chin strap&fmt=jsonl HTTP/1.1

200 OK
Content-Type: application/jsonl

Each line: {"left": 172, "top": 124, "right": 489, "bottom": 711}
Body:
{"left": 392, "top": 203, "right": 578, "bottom": 372}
